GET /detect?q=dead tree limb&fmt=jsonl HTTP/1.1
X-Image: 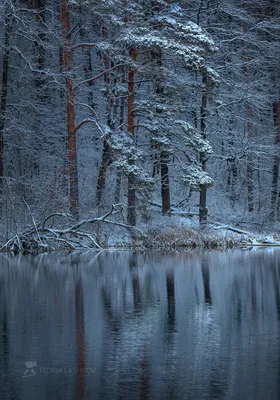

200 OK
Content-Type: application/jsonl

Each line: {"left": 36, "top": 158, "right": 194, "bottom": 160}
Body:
{"left": 1, "top": 204, "right": 141, "bottom": 253}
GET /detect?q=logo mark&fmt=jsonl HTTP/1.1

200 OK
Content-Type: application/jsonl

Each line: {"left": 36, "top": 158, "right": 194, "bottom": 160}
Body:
{"left": 23, "top": 361, "right": 37, "bottom": 378}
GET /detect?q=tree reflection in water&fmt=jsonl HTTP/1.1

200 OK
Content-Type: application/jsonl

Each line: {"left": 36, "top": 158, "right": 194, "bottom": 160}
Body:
{"left": 0, "top": 250, "right": 280, "bottom": 399}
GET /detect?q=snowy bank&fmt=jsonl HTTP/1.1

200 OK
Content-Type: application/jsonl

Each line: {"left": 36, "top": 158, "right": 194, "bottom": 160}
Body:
{"left": 1, "top": 207, "right": 280, "bottom": 254}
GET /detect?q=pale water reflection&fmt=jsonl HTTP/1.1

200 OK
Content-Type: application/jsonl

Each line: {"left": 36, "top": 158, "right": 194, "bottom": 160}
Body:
{"left": 1, "top": 250, "right": 280, "bottom": 400}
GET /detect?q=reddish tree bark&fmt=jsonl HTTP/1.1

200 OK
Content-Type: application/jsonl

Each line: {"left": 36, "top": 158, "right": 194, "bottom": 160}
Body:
{"left": 114, "top": 68, "right": 126, "bottom": 204}
{"left": 121, "top": 0, "right": 137, "bottom": 224}
{"left": 61, "top": 0, "right": 79, "bottom": 219}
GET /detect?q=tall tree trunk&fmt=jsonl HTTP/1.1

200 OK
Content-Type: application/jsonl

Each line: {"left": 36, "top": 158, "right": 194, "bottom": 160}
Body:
{"left": 122, "top": 2, "right": 137, "bottom": 225}
{"left": 96, "top": 138, "right": 111, "bottom": 205}
{"left": 114, "top": 68, "right": 126, "bottom": 204}
{"left": 34, "top": 0, "right": 46, "bottom": 90}
{"left": 127, "top": 47, "right": 137, "bottom": 226}
{"left": 271, "top": 98, "right": 280, "bottom": 219}
{"left": 0, "top": 5, "right": 13, "bottom": 204}
{"left": 227, "top": 110, "right": 238, "bottom": 205}
{"left": 242, "top": 22, "right": 254, "bottom": 212}
{"left": 30, "top": 1, "right": 46, "bottom": 182}
{"left": 152, "top": 49, "right": 171, "bottom": 214}
{"left": 161, "top": 151, "right": 171, "bottom": 214}
{"left": 96, "top": 26, "right": 113, "bottom": 206}
{"left": 247, "top": 111, "right": 254, "bottom": 213}
{"left": 79, "top": 4, "right": 95, "bottom": 110}
{"left": 199, "top": 74, "right": 208, "bottom": 226}
{"left": 61, "top": 0, "right": 79, "bottom": 219}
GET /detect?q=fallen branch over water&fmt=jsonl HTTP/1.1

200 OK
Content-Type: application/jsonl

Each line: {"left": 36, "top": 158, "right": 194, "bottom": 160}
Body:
{"left": 1, "top": 205, "right": 141, "bottom": 253}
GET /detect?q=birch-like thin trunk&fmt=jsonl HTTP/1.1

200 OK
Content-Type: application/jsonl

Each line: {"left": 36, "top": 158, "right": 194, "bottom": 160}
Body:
{"left": 0, "top": 5, "right": 13, "bottom": 203}
{"left": 242, "top": 22, "right": 254, "bottom": 213}
{"left": 34, "top": 0, "right": 46, "bottom": 91}
{"left": 79, "top": 4, "right": 95, "bottom": 110}
{"left": 271, "top": 98, "right": 280, "bottom": 219}
{"left": 127, "top": 47, "right": 137, "bottom": 226}
{"left": 199, "top": 74, "right": 208, "bottom": 226}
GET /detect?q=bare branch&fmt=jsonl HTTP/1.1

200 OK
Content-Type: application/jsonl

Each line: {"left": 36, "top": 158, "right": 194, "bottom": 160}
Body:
{"left": 71, "top": 42, "right": 97, "bottom": 51}
{"left": 73, "top": 64, "right": 123, "bottom": 90}
{"left": 42, "top": 212, "right": 71, "bottom": 228}
{"left": 0, "top": 205, "right": 141, "bottom": 253}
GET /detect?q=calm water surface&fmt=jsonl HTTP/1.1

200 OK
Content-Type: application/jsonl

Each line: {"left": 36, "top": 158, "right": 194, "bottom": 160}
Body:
{"left": 1, "top": 250, "right": 280, "bottom": 400}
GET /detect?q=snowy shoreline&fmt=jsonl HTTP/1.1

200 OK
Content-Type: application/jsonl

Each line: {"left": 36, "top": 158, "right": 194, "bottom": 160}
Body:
{"left": 110, "top": 229, "right": 280, "bottom": 251}
{"left": 2, "top": 227, "right": 279, "bottom": 254}
{"left": 1, "top": 210, "right": 280, "bottom": 254}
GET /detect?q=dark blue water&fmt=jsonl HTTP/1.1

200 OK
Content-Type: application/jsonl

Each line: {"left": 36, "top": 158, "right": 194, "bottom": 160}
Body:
{"left": 1, "top": 250, "right": 280, "bottom": 400}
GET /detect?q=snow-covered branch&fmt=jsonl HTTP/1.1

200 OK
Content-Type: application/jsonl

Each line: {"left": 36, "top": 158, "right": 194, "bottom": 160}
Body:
{"left": 1, "top": 205, "right": 142, "bottom": 253}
